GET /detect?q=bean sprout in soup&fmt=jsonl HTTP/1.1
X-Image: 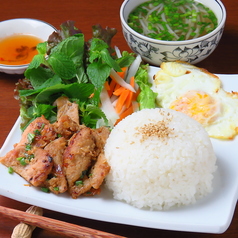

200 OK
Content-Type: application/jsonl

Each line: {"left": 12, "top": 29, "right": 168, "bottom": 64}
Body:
{"left": 127, "top": 0, "right": 218, "bottom": 41}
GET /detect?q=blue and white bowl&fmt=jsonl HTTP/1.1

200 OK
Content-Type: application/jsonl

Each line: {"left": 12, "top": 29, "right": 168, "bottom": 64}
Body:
{"left": 120, "top": 0, "right": 226, "bottom": 66}
{"left": 0, "top": 18, "right": 56, "bottom": 74}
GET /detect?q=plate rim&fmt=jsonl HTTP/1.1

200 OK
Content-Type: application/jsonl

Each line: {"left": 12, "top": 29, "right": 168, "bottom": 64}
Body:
{"left": 1, "top": 67, "right": 238, "bottom": 234}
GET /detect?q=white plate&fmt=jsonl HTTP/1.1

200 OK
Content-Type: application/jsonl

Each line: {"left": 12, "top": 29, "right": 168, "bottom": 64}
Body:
{"left": 0, "top": 66, "right": 238, "bottom": 234}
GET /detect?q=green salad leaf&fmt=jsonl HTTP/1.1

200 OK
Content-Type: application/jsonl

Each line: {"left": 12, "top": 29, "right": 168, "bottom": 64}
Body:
{"left": 135, "top": 65, "right": 157, "bottom": 109}
{"left": 48, "top": 52, "right": 77, "bottom": 79}
{"left": 15, "top": 21, "right": 156, "bottom": 131}
{"left": 79, "top": 103, "right": 108, "bottom": 129}
{"left": 116, "top": 51, "right": 135, "bottom": 68}
{"left": 16, "top": 22, "right": 135, "bottom": 130}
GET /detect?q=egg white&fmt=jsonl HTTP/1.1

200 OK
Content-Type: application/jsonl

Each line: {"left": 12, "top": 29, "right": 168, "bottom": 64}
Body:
{"left": 152, "top": 62, "right": 238, "bottom": 139}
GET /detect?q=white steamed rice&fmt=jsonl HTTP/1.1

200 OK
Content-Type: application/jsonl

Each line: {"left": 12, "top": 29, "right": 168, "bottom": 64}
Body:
{"left": 105, "top": 108, "right": 217, "bottom": 210}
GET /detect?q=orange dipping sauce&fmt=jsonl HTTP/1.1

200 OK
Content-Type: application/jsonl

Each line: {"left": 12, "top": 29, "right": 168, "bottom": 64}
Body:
{"left": 0, "top": 34, "right": 43, "bottom": 66}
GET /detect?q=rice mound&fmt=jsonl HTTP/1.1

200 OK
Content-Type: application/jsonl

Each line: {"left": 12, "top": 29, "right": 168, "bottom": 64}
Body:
{"left": 105, "top": 108, "right": 217, "bottom": 210}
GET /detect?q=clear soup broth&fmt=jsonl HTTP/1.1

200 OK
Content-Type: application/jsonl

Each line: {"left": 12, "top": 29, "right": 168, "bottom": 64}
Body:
{"left": 127, "top": 0, "right": 218, "bottom": 41}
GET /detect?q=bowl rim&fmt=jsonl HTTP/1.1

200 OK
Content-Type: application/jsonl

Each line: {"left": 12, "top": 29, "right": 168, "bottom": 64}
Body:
{"left": 120, "top": 0, "right": 226, "bottom": 45}
{"left": 0, "top": 18, "right": 56, "bottom": 69}
{"left": 0, "top": 17, "right": 56, "bottom": 29}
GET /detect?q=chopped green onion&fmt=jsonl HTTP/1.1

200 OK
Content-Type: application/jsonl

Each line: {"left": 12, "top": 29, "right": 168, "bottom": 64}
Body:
{"left": 25, "top": 143, "right": 32, "bottom": 151}
{"left": 41, "top": 187, "right": 49, "bottom": 193}
{"left": 75, "top": 180, "right": 83, "bottom": 186}
{"left": 27, "top": 154, "right": 35, "bottom": 160}
{"left": 34, "top": 129, "right": 41, "bottom": 136}
{"left": 127, "top": 0, "right": 218, "bottom": 41}
{"left": 8, "top": 167, "right": 14, "bottom": 174}
{"left": 27, "top": 133, "right": 35, "bottom": 144}
{"left": 16, "top": 157, "right": 28, "bottom": 166}
{"left": 40, "top": 123, "right": 45, "bottom": 130}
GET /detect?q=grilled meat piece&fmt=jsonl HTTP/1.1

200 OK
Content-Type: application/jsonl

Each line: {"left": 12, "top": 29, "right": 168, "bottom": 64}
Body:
{"left": 55, "top": 96, "right": 79, "bottom": 125}
{"left": 53, "top": 115, "right": 82, "bottom": 139}
{"left": 18, "top": 115, "right": 56, "bottom": 149}
{"left": 0, "top": 115, "right": 55, "bottom": 186}
{"left": 0, "top": 146, "right": 53, "bottom": 187}
{"left": 53, "top": 96, "right": 83, "bottom": 139}
{"left": 44, "top": 137, "right": 68, "bottom": 194}
{"left": 90, "top": 152, "right": 110, "bottom": 189}
{"left": 0, "top": 95, "right": 111, "bottom": 198}
{"left": 23, "top": 147, "right": 53, "bottom": 186}
{"left": 70, "top": 152, "right": 110, "bottom": 198}
{"left": 63, "top": 127, "right": 96, "bottom": 190}
{"left": 91, "top": 127, "right": 110, "bottom": 157}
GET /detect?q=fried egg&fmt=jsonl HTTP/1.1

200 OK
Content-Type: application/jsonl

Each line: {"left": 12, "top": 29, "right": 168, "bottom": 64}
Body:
{"left": 152, "top": 61, "right": 238, "bottom": 139}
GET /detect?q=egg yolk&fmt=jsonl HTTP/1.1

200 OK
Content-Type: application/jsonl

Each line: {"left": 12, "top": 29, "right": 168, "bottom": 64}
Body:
{"left": 169, "top": 90, "right": 220, "bottom": 126}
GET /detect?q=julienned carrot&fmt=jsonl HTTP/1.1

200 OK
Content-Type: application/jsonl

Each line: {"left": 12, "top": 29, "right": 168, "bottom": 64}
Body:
{"left": 113, "top": 86, "right": 126, "bottom": 96}
{"left": 114, "top": 82, "right": 121, "bottom": 91}
{"left": 104, "top": 81, "right": 110, "bottom": 91}
{"left": 114, "top": 76, "right": 139, "bottom": 113}
{"left": 103, "top": 68, "right": 140, "bottom": 125}
{"left": 115, "top": 89, "right": 130, "bottom": 113}
{"left": 107, "top": 79, "right": 117, "bottom": 97}
{"left": 107, "top": 69, "right": 126, "bottom": 97}
{"left": 125, "top": 76, "right": 135, "bottom": 108}
{"left": 110, "top": 69, "right": 135, "bottom": 92}
{"left": 115, "top": 104, "right": 134, "bottom": 125}
{"left": 116, "top": 67, "right": 127, "bottom": 78}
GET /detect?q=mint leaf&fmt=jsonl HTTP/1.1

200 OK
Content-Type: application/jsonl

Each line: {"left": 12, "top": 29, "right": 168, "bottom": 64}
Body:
{"left": 87, "top": 62, "right": 111, "bottom": 89}
{"left": 34, "top": 84, "right": 72, "bottom": 104}
{"left": 101, "top": 48, "right": 121, "bottom": 72}
{"left": 89, "top": 51, "right": 100, "bottom": 63}
{"left": 116, "top": 51, "right": 135, "bottom": 68}
{"left": 90, "top": 38, "right": 108, "bottom": 52}
{"left": 88, "top": 38, "right": 121, "bottom": 72}
{"left": 66, "top": 83, "right": 94, "bottom": 100}
{"left": 35, "top": 75, "right": 62, "bottom": 90}
{"left": 24, "top": 67, "right": 55, "bottom": 89}
{"left": 79, "top": 103, "right": 108, "bottom": 128}
{"left": 35, "top": 83, "right": 94, "bottom": 104}
{"left": 24, "top": 54, "right": 46, "bottom": 77}
{"left": 32, "top": 103, "right": 56, "bottom": 119}
{"left": 76, "top": 67, "right": 88, "bottom": 83}
{"left": 37, "top": 42, "right": 47, "bottom": 54}
{"left": 19, "top": 75, "right": 62, "bottom": 97}
{"left": 48, "top": 52, "right": 76, "bottom": 79}
{"left": 51, "top": 34, "right": 85, "bottom": 65}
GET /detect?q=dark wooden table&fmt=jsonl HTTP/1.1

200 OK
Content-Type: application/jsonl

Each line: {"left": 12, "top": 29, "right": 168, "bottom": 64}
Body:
{"left": 0, "top": 0, "right": 237, "bottom": 237}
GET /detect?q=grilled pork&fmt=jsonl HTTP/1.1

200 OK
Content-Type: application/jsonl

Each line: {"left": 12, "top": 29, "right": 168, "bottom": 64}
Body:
{"left": 63, "top": 127, "right": 96, "bottom": 190}
{"left": 44, "top": 137, "right": 68, "bottom": 194}
{"left": 0, "top": 97, "right": 110, "bottom": 198}
{"left": 0, "top": 115, "right": 54, "bottom": 186}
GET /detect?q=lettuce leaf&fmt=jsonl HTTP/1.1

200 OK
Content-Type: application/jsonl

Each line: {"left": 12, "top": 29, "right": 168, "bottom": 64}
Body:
{"left": 135, "top": 65, "right": 157, "bottom": 109}
{"left": 16, "top": 21, "right": 147, "bottom": 130}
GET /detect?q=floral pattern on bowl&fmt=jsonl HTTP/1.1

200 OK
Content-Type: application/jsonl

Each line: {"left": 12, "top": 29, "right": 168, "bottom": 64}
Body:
{"left": 120, "top": 0, "right": 226, "bottom": 66}
{"left": 123, "top": 26, "right": 224, "bottom": 65}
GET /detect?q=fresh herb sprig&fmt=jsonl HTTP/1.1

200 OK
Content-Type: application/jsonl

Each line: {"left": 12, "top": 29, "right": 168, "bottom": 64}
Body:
{"left": 15, "top": 21, "right": 135, "bottom": 130}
